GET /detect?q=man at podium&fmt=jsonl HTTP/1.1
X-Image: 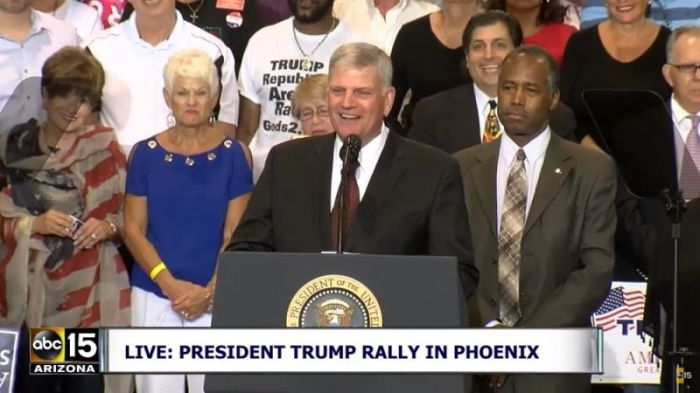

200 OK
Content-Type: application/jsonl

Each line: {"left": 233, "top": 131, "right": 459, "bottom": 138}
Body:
{"left": 228, "top": 42, "right": 478, "bottom": 298}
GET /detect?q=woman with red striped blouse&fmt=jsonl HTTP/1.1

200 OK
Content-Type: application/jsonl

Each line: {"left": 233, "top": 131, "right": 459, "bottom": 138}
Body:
{"left": 0, "top": 47, "right": 129, "bottom": 393}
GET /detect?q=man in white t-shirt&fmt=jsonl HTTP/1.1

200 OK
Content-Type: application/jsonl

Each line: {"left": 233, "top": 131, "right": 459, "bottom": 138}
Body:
{"left": 31, "top": 0, "right": 103, "bottom": 42}
{"left": 0, "top": 0, "right": 78, "bottom": 130}
{"left": 86, "top": 0, "right": 238, "bottom": 155}
{"left": 237, "top": 0, "right": 360, "bottom": 181}
{"left": 333, "top": 0, "right": 437, "bottom": 54}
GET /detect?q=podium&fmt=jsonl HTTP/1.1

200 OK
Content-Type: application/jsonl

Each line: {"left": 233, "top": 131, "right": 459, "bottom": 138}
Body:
{"left": 204, "top": 252, "right": 470, "bottom": 393}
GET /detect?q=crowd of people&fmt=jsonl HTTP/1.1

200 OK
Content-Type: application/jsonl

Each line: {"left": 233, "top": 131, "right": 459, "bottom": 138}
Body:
{"left": 1, "top": 0, "right": 700, "bottom": 392}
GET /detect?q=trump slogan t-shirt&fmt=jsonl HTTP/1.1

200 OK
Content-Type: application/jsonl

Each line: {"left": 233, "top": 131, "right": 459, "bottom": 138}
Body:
{"left": 238, "top": 16, "right": 362, "bottom": 181}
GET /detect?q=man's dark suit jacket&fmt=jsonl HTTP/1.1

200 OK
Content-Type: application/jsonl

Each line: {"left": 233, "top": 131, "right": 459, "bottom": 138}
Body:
{"left": 615, "top": 114, "right": 700, "bottom": 388}
{"left": 229, "top": 131, "right": 478, "bottom": 298}
{"left": 407, "top": 84, "right": 577, "bottom": 154}
{"left": 455, "top": 134, "right": 616, "bottom": 393}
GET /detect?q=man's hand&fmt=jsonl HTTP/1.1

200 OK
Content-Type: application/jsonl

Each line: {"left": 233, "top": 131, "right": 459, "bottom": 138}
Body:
{"left": 487, "top": 374, "right": 508, "bottom": 389}
{"left": 482, "top": 322, "right": 508, "bottom": 389}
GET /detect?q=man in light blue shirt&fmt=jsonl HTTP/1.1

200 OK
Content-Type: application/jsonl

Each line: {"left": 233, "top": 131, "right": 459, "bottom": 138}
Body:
{"left": 0, "top": 0, "right": 78, "bottom": 129}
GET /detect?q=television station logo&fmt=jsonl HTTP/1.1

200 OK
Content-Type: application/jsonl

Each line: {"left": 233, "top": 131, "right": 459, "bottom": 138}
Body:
{"left": 30, "top": 328, "right": 100, "bottom": 375}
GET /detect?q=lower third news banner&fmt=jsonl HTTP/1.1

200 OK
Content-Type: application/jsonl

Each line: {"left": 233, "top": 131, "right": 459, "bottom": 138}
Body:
{"left": 100, "top": 328, "right": 602, "bottom": 374}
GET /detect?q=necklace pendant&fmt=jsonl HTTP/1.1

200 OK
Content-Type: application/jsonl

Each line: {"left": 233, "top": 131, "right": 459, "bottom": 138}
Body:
{"left": 186, "top": 0, "right": 203, "bottom": 23}
{"left": 301, "top": 57, "right": 312, "bottom": 71}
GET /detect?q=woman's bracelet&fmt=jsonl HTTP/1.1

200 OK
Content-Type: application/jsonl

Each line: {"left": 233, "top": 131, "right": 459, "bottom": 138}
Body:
{"left": 148, "top": 262, "right": 167, "bottom": 281}
{"left": 104, "top": 219, "right": 118, "bottom": 236}
{"left": 205, "top": 282, "right": 215, "bottom": 312}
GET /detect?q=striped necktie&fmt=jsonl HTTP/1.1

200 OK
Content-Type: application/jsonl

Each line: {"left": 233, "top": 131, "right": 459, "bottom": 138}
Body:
{"left": 498, "top": 149, "right": 527, "bottom": 326}
{"left": 680, "top": 115, "right": 700, "bottom": 200}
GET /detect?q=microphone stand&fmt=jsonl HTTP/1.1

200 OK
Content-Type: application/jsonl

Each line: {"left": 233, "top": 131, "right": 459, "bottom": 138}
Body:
{"left": 336, "top": 135, "right": 360, "bottom": 254}
{"left": 661, "top": 189, "right": 695, "bottom": 393}
{"left": 580, "top": 89, "right": 698, "bottom": 391}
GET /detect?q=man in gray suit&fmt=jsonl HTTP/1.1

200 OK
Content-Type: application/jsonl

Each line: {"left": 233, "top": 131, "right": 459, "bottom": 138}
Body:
{"left": 455, "top": 46, "right": 616, "bottom": 393}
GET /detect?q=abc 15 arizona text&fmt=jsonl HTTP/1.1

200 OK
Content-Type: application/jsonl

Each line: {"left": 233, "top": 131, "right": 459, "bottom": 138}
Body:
{"left": 30, "top": 328, "right": 100, "bottom": 374}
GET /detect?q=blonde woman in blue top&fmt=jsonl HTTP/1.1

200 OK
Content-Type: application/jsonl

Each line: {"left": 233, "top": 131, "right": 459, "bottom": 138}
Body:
{"left": 123, "top": 48, "right": 252, "bottom": 393}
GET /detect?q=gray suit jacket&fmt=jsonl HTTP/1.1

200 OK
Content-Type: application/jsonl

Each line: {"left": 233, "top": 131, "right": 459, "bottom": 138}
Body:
{"left": 454, "top": 134, "right": 616, "bottom": 393}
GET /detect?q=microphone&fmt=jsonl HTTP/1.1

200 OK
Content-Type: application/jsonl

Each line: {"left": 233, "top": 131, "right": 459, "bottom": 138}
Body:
{"left": 336, "top": 134, "right": 361, "bottom": 253}
{"left": 340, "top": 134, "right": 361, "bottom": 173}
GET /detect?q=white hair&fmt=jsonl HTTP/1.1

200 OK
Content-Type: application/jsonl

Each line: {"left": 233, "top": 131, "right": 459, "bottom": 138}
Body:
{"left": 163, "top": 49, "right": 219, "bottom": 97}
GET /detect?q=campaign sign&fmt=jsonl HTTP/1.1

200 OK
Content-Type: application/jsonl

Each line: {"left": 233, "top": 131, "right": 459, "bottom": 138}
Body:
{"left": 0, "top": 329, "right": 19, "bottom": 393}
{"left": 591, "top": 281, "right": 661, "bottom": 385}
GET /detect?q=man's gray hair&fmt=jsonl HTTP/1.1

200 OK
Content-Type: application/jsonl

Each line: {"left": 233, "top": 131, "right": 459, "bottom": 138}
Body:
{"left": 329, "top": 42, "right": 392, "bottom": 90}
{"left": 163, "top": 48, "right": 219, "bottom": 97}
{"left": 666, "top": 25, "right": 700, "bottom": 62}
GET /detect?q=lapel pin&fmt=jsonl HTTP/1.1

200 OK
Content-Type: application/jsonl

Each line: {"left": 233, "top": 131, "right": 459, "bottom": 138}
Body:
{"left": 555, "top": 168, "right": 562, "bottom": 174}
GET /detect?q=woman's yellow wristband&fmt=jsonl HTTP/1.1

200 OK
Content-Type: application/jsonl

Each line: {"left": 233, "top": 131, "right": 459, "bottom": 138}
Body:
{"left": 148, "top": 262, "right": 167, "bottom": 281}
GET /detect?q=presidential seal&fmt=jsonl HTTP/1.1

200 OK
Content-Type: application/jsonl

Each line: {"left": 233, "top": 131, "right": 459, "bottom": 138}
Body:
{"left": 286, "top": 275, "right": 383, "bottom": 327}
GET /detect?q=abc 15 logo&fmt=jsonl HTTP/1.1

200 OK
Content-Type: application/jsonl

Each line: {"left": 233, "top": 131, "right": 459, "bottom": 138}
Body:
{"left": 30, "top": 328, "right": 99, "bottom": 363}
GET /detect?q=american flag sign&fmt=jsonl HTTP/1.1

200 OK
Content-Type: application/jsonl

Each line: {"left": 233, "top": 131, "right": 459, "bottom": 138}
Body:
{"left": 593, "top": 286, "right": 645, "bottom": 331}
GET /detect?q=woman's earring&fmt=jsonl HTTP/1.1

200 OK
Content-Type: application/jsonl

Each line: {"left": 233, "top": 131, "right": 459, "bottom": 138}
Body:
{"left": 209, "top": 113, "right": 216, "bottom": 127}
{"left": 167, "top": 112, "right": 175, "bottom": 128}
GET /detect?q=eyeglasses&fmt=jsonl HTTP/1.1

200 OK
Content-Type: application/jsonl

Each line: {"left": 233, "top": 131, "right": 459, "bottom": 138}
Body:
{"left": 669, "top": 63, "right": 700, "bottom": 76}
{"left": 298, "top": 106, "right": 329, "bottom": 121}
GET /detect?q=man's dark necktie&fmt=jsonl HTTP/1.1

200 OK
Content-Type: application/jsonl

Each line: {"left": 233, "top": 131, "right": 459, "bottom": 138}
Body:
{"left": 330, "top": 161, "right": 360, "bottom": 251}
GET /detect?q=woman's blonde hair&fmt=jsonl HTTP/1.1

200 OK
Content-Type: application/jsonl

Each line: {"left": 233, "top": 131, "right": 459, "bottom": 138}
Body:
{"left": 291, "top": 74, "right": 329, "bottom": 118}
{"left": 163, "top": 49, "right": 219, "bottom": 97}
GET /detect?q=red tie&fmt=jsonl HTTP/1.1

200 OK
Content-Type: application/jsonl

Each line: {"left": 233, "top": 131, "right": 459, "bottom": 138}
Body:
{"left": 330, "top": 162, "right": 360, "bottom": 251}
